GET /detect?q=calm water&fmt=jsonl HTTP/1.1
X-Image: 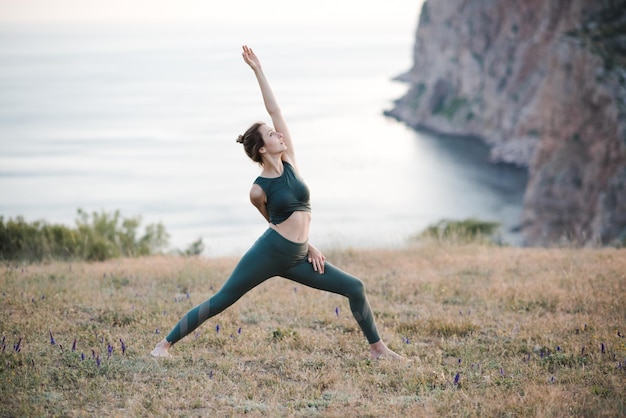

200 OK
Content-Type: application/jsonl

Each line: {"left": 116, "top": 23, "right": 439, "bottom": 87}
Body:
{"left": 0, "top": 21, "right": 527, "bottom": 256}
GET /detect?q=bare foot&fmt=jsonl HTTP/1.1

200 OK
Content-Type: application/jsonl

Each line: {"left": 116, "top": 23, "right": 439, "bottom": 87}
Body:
{"left": 369, "top": 340, "right": 406, "bottom": 361}
{"left": 150, "top": 338, "right": 173, "bottom": 357}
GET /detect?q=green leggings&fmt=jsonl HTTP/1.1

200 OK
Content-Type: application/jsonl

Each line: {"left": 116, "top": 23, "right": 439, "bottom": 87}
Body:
{"left": 165, "top": 228, "right": 381, "bottom": 345}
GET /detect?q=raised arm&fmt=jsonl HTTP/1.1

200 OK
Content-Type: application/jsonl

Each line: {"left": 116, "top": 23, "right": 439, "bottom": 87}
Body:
{"left": 241, "top": 45, "right": 297, "bottom": 166}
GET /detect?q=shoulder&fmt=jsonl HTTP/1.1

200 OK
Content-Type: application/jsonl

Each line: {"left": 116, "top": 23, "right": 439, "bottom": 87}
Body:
{"left": 281, "top": 156, "right": 301, "bottom": 176}
{"left": 249, "top": 183, "right": 266, "bottom": 207}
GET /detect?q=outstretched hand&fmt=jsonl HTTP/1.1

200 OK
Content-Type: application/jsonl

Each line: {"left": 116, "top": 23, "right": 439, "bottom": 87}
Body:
{"left": 242, "top": 45, "right": 261, "bottom": 72}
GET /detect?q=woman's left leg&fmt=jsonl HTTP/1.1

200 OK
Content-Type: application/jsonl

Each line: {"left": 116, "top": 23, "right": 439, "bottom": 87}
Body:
{"left": 285, "top": 260, "right": 381, "bottom": 344}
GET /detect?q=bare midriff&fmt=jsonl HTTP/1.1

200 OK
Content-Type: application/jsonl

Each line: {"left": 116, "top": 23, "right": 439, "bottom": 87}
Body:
{"left": 269, "top": 211, "right": 311, "bottom": 244}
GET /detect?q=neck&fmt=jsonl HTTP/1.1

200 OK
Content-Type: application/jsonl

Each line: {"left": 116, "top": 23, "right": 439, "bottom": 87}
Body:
{"left": 262, "top": 155, "right": 284, "bottom": 177}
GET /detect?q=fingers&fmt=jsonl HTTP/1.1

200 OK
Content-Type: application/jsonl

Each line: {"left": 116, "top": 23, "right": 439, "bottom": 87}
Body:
{"left": 307, "top": 256, "right": 323, "bottom": 274}
{"left": 318, "top": 255, "right": 326, "bottom": 274}
{"left": 242, "top": 45, "right": 254, "bottom": 57}
{"left": 307, "top": 246, "right": 326, "bottom": 274}
{"left": 241, "top": 45, "right": 259, "bottom": 68}
{"left": 313, "top": 258, "right": 325, "bottom": 274}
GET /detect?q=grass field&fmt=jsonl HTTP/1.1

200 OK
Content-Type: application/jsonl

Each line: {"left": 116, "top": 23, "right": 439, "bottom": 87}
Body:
{"left": 1, "top": 243, "right": 624, "bottom": 417}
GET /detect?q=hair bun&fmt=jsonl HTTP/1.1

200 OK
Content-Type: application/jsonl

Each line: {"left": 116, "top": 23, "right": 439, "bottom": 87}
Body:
{"left": 236, "top": 135, "right": 245, "bottom": 144}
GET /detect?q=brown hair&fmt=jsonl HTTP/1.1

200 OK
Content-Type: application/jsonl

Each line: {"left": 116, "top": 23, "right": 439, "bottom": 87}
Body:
{"left": 236, "top": 122, "right": 265, "bottom": 165}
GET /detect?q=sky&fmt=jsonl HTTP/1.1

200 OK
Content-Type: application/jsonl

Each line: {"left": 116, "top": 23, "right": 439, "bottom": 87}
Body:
{"left": 0, "top": 0, "right": 424, "bottom": 25}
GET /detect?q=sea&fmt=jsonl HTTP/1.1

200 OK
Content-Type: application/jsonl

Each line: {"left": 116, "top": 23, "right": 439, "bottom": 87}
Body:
{"left": 0, "top": 16, "right": 528, "bottom": 256}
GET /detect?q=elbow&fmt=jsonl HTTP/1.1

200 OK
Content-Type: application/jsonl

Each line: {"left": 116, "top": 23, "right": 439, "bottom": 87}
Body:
{"left": 267, "top": 107, "right": 282, "bottom": 117}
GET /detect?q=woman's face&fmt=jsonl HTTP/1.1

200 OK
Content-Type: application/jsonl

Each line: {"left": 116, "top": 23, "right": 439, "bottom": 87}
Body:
{"left": 259, "top": 124, "right": 286, "bottom": 155}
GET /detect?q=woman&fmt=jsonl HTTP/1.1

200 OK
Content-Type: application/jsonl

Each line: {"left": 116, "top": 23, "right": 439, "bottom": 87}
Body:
{"left": 151, "top": 45, "right": 402, "bottom": 360}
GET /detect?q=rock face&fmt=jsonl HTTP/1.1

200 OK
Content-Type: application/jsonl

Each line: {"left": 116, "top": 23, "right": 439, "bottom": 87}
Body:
{"left": 386, "top": 0, "right": 626, "bottom": 246}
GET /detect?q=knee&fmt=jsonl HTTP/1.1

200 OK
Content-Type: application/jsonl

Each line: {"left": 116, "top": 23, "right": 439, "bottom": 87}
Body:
{"left": 346, "top": 278, "right": 366, "bottom": 300}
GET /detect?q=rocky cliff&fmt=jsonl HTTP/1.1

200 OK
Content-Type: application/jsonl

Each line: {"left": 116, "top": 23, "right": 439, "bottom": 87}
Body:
{"left": 386, "top": 0, "right": 626, "bottom": 246}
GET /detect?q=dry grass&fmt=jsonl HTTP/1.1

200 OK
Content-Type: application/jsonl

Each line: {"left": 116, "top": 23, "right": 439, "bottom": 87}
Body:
{"left": 1, "top": 243, "right": 625, "bottom": 417}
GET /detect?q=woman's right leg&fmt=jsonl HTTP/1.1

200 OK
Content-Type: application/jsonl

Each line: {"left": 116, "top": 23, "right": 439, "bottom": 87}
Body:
{"left": 154, "top": 231, "right": 281, "bottom": 353}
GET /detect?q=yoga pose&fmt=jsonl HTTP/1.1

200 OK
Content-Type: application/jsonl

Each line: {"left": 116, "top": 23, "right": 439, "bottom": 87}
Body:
{"left": 151, "top": 45, "right": 402, "bottom": 360}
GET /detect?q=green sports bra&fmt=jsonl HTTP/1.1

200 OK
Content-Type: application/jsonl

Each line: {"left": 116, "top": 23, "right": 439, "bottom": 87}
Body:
{"left": 253, "top": 161, "right": 311, "bottom": 225}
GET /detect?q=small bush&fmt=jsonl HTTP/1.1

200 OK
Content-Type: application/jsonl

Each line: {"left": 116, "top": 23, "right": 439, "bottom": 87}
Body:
{"left": 179, "top": 238, "right": 205, "bottom": 256}
{"left": 415, "top": 218, "right": 501, "bottom": 244}
{"left": 0, "top": 209, "right": 170, "bottom": 262}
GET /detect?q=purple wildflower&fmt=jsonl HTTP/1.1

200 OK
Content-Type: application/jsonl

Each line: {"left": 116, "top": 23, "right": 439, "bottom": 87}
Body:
{"left": 49, "top": 331, "right": 55, "bottom": 345}
{"left": 215, "top": 324, "right": 220, "bottom": 333}
{"left": 209, "top": 370, "right": 213, "bottom": 379}
{"left": 335, "top": 307, "right": 339, "bottom": 317}
{"left": 238, "top": 327, "right": 242, "bottom": 335}
{"left": 81, "top": 353, "right": 85, "bottom": 361}
{"left": 72, "top": 338, "right": 77, "bottom": 352}
{"left": 403, "top": 337, "right": 410, "bottom": 344}
{"left": 500, "top": 368, "right": 505, "bottom": 377}
{"left": 453, "top": 372, "right": 460, "bottom": 385}
{"left": 556, "top": 346, "right": 561, "bottom": 351}
{"left": 96, "top": 356, "right": 101, "bottom": 367}
{"left": 120, "top": 338, "right": 126, "bottom": 355}
{"left": 14, "top": 338, "right": 22, "bottom": 352}
{"left": 107, "top": 343, "right": 113, "bottom": 359}
{"left": 601, "top": 343, "right": 606, "bottom": 354}
{"left": 458, "top": 358, "right": 462, "bottom": 365}
{"left": 186, "top": 292, "right": 190, "bottom": 299}
{"left": 550, "top": 376, "right": 555, "bottom": 383}
{"left": 155, "top": 328, "right": 160, "bottom": 334}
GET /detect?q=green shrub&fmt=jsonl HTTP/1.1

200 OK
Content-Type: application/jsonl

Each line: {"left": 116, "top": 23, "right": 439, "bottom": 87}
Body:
{"left": 180, "top": 237, "right": 205, "bottom": 256}
{"left": 415, "top": 218, "right": 501, "bottom": 244}
{"left": 0, "top": 209, "right": 170, "bottom": 262}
